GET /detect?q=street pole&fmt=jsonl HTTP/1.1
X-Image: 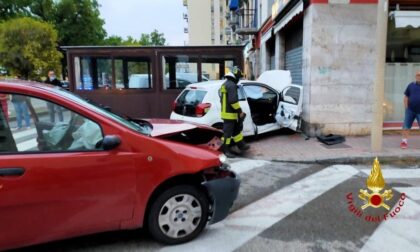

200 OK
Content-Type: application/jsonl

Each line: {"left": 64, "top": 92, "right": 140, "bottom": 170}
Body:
{"left": 371, "top": 0, "right": 389, "bottom": 152}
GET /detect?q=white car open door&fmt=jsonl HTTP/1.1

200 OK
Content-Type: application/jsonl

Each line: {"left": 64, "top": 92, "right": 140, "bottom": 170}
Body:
{"left": 275, "top": 85, "right": 303, "bottom": 131}
{"left": 240, "top": 82, "right": 281, "bottom": 136}
{"left": 256, "top": 70, "right": 303, "bottom": 132}
{"left": 237, "top": 84, "right": 256, "bottom": 136}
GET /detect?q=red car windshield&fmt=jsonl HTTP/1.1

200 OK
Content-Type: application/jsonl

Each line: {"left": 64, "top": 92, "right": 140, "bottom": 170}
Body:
{"left": 53, "top": 88, "right": 152, "bottom": 136}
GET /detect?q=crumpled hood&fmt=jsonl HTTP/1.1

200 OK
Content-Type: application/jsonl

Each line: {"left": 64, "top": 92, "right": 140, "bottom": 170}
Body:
{"left": 141, "top": 119, "right": 223, "bottom": 151}
{"left": 256, "top": 70, "right": 292, "bottom": 92}
{"left": 143, "top": 118, "right": 220, "bottom": 137}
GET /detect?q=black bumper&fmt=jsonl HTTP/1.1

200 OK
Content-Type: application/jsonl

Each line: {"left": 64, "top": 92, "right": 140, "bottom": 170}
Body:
{"left": 202, "top": 169, "right": 240, "bottom": 224}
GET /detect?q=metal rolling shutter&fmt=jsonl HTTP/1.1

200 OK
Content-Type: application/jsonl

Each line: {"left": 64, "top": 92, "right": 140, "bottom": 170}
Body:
{"left": 285, "top": 46, "right": 302, "bottom": 85}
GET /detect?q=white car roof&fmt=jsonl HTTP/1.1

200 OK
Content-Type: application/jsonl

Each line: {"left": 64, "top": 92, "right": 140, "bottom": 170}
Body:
{"left": 184, "top": 70, "right": 293, "bottom": 92}
{"left": 186, "top": 80, "right": 226, "bottom": 90}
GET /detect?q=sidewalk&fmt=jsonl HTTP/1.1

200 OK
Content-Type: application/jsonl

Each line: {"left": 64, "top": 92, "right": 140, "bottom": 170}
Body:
{"left": 244, "top": 130, "right": 420, "bottom": 164}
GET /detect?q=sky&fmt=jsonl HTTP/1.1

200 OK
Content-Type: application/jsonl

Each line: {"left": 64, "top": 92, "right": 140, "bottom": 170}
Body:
{"left": 97, "top": 0, "right": 188, "bottom": 45}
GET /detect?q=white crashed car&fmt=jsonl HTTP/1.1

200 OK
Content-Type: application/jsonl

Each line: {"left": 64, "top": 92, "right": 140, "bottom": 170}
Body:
{"left": 170, "top": 70, "right": 303, "bottom": 136}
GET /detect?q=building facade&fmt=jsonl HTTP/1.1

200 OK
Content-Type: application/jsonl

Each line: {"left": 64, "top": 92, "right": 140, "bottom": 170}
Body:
{"left": 227, "top": 0, "right": 420, "bottom": 136}
{"left": 184, "top": 0, "right": 230, "bottom": 45}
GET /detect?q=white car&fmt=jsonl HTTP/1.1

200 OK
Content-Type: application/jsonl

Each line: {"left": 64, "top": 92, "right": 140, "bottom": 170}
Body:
{"left": 170, "top": 70, "right": 303, "bottom": 136}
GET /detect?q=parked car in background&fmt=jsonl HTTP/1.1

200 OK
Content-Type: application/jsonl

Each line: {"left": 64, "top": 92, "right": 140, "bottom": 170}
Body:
{"left": 170, "top": 70, "right": 303, "bottom": 136}
{"left": 0, "top": 80, "right": 240, "bottom": 250}
{"left": 165, "top": 72, "right": 209, "bottom": 89}
{"left": 128, "top": 74, "right": 151, "bottom": 88}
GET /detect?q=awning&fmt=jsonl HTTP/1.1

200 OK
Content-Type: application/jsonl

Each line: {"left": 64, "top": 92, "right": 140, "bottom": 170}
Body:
{"left": 273, "top": 1, "right": 304, "bottom": 34}
{"left": 229, "top": 0, "right": 239, "bottom": 11}
{"left": 393, "top": 11, "right": 420, "bottom": 28}
{"left": 261, "top": 29, "right": 273, "bottom": 44}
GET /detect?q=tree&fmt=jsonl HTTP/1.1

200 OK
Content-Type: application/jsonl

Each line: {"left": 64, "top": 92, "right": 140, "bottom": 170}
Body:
{"left": 0, "top": 0, "right": 32, "bottom": 20}
{"left": 103, "top": 30, "right": 167, "bottom": 46}
{"left": 29, "top": 0, "right": 56, "bottom": 22}
{"left": 54, "top": 0, "right": 106, "bottom": 46}
{"left": 0, "top": 0, "right": 106, "bottom": 46}
{"left": 139, "top": 29, "right": 166, "bottom": 46}
{"left": 149, "top": 29, "right": 166, "bottom": 46}
{"left": 102, "top": 35, "right": 124, "bottom": 46}
{"left": 0, "top": 17, "right": 62, "bottom": 80}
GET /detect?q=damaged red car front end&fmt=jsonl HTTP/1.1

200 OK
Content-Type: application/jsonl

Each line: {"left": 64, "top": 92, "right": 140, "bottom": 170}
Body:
{"left": 0, "top": 80, "right": 239, "bottom": 250}
{"left": 139, "top": 118, "right": 223, "bottom": 151}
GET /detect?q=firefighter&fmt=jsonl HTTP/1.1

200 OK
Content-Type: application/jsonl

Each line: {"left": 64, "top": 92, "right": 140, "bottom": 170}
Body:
{"left": 220, "top": 66, "right": 250, "bottom": 158}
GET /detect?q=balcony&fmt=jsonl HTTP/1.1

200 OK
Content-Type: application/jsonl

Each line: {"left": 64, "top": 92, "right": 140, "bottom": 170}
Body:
{"left": 183, "top": 13, "right": 188, "bottom": 21}
{"left": 233, "top": 8, "right": 258, "bottom": 35}
{"left": 184, "top": 28, "right": 188, "bottom": 33}
{"left": 183, "top": 0, "right": 187, "bottom": 6}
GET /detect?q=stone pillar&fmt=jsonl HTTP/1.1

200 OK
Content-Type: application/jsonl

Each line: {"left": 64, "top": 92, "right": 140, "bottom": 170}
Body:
{"left": 254, "top": 48, "right": 261, "bottom": 78}
{"left": 301, "top": 5, "right": 314, "bottom": 134}
{"left": 260, "top": 42, "right": 267, "bottom": 73}
{"left": 301, "top": 4, "right": 377, "bottom": 136}
{"left": 275, "top": 32, "right": 281, "bottom": 69}
{"left": 275, "top": 32, "right": 285, "bottom": 70}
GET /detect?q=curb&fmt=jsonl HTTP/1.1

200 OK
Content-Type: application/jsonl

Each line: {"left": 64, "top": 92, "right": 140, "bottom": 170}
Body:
{"left": 268, "top": 155, "right": 420, "bottom": 166}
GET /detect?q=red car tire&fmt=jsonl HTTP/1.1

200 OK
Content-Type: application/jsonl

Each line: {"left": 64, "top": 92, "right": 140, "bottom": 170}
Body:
{"left": 147, "top": 185, "right": 209, "bottom": 244}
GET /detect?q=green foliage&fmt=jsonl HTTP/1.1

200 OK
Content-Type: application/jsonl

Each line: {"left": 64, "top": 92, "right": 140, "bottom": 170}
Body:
{"left": 29, "top": 0, "right": 55, "bottom": 22}
{"left": 0, "top": 0, "right": 106, "bottom": 46}
{"left": 0, "top": 17, "right": 62, "bottom": 80}
{"left": 103, "top": 29, "right": 166, "bottom": 46}
{"left": 149, "top": 29, "right": 166, "bottom": 46}
{"left": 0, "top": 0, "right": 32, "bottom": 20}
{"left": 102, "top": 35, "right": 124, "bottom": 46}
{"left": 54, "top": 0, "right": 106, "bottom": 45}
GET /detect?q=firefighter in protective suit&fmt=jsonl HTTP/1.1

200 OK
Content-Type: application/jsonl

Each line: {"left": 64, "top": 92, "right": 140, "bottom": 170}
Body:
{"left": 219, "top": 66, "right": 250, "bottom": 158}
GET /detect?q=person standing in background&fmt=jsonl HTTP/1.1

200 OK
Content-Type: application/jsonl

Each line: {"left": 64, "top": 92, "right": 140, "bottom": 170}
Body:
{"left": 11, "top": 94, "right": 31, "bottom": 130}
{"left": 45, "top": 70, "right": 63, "bottom": 122}
{"left": 400, "top": 71, "right": 420, "bottom": 149}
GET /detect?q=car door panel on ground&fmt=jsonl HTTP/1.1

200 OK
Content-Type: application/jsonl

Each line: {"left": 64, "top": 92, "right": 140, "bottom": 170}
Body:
{"left": 0, "top": 93, "right": 137, "bottom": 248}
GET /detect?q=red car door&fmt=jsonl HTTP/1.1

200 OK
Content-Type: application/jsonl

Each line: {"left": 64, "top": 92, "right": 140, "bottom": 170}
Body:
{"left": 0, "top": 94, "right": 137, "bottom": 250}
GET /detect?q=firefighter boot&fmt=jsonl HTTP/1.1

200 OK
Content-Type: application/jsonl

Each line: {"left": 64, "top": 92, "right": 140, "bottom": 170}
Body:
{"left": 222, "top": 144, "right": 237, "bottom": 158}
{"left": 229, "top": 145, "right": 243, "bottom": 156}
{"left": 237, "top": 140, "right": 250, "bottom": 151}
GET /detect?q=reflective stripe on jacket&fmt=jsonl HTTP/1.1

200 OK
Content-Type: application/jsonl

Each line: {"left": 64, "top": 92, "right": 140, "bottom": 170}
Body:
{"left": 220, "top": 80, "right": 242, "bottom": 120}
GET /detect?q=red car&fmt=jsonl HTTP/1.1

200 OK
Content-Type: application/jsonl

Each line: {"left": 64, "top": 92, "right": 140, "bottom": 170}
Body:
{"left": 0, "top": 80, "right": 240, "bottom": 250}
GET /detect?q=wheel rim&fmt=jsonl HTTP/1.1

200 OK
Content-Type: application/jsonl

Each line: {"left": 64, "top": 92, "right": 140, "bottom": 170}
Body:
{"left": 158, "top": 194, "right": 203, "bottom": 239}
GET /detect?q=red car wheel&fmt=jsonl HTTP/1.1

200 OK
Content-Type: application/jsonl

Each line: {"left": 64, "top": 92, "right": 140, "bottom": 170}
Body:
{"left": 147, "top": 185, "right": 209, "bottom": 244}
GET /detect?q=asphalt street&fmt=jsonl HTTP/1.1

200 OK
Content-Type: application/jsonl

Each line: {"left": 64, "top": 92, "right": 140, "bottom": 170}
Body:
{"left": 14, "top": 159, "right": 420, "bottom": 252}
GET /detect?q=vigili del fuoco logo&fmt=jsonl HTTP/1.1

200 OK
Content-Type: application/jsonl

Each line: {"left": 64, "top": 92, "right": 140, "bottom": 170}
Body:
{"left": 346, "top": 158, "right": 406, "bottom": 222}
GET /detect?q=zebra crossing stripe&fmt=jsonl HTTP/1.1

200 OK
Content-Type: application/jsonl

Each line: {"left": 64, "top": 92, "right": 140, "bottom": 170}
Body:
{"left": 361, "top": 169, "right": 420, "bottom": 179}
{"left": 12, "top": 128, "right": 36, "bottom": 139}
{"left": 360, "top": 197, "right": 420, "bottom": 251}
{"left": 160, "top": 165, "right": 359, "bottom": 252}
{"left": 228, "top": 159, "right": 271, "bottom": 174}
{"left": 360, "top": 170, "right": 420, "bottom": 252}
{"left": 394, "top": 187, "right": 420, "bottom": 201}
{"left": 16, "top": 139, "right": 37, "bottom": 151}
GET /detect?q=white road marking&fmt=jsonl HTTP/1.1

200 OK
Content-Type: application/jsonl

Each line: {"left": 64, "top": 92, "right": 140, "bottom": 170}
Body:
{"left": 360, "top": 198, "right": 420, "bottom": 252}
{"left": 160, "top": 165, "right": 359, "bottom": 252}
{"left": 394, "top": 187, "right": 420, "bottom": 201}
{"left": 361, "top": 169, "right": 420, "bottom": 179}
{"left": 12, "top": 128, "right": 37, "bottom": 139}
{"left": 229, "top": 159, "right": 271, "bottom": 174}
{"left": 16, "top": 139, "right": 37, "bottom": 151}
